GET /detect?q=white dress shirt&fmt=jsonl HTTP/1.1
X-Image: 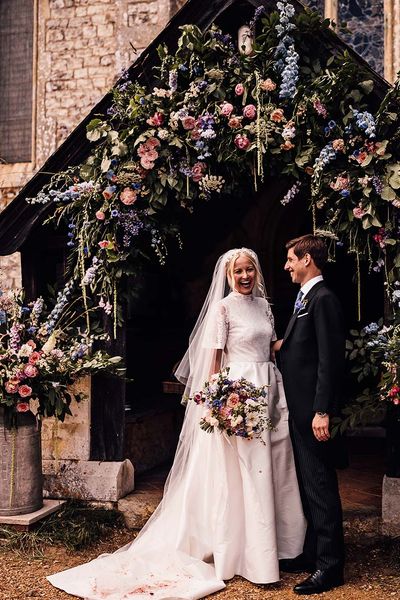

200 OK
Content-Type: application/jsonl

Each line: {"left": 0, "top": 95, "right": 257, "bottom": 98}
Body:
{"left": 300, "top": 275, "right": 324, "bottom": 298}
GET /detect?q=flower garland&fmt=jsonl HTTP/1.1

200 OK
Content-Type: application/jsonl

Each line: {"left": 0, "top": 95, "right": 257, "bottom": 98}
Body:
{"left": 25, "top": 3, "right": 399, "bottom": 330}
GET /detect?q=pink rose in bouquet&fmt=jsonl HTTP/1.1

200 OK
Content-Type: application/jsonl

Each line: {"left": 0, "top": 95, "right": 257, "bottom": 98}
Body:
{"left": 182, "top": 116, "right": 196, "bottom": 130}
{"left": 192, "top": 162, "right": 206, "bottom": 182}
{"left": 146, "top": 112, "right": 164, "bottom": 127}
{"left": 120, "top": 188, "right": 137, "bottom": 205}
{"left": 243, "top": 104, "right": 256, "bottom": 120}
{"left": 5, "top": 380, "right": 19, "bottom": 394}
{"left": 235, "top": 83, "right": 244, "bottom": 96}
{"left": 228, "top": 116, "right": 242, "bottom": 129}
{"left": 24, "top": 364, "right": 38, "bottom": 378}
{"left": 220, "top": 102, "right": 234, "bottom": 117}
{"left": 95, "top": 210, "right": 106, "bottom": 220}
{"left": 28, "top": 351, "right": 41, "bottom": 364}
{"left": 16, "top": 402, "right": 30, "bottom": 413}
{"left": 18, "top": 384, "right": 32, "bottom": 398}
{"left": 234, "top": 134, "right": 250, "bottom": 150}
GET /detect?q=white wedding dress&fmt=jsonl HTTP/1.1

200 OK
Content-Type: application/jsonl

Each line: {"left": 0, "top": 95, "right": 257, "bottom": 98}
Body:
{"left": 48, "top": 290, "right": 306, "bottom": 599}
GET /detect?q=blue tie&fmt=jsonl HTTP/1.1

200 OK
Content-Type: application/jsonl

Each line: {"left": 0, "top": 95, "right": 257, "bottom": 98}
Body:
{"left": 294, "top": 290, "right": 304, "bottom": 313}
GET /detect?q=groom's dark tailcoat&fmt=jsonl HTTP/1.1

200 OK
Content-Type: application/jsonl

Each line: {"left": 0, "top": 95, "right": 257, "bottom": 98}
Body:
{"left": 280, "top": 280, "right": 346, "bottom": 572}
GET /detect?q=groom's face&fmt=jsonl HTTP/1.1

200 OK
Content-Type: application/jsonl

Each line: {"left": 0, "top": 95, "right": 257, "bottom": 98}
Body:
{"left": 284, "top": 247, "right": 307, "bottom": 285}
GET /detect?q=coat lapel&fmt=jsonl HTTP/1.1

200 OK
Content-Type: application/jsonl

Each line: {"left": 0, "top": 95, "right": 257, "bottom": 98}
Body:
{"left": 283, "top": 281, "right": 325, "bottom": 342}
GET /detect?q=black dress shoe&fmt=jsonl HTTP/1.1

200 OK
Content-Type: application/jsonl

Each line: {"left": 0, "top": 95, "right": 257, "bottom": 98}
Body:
{"left": 279, "top": 554, "right": 315, "bottom": 573}
{"left": 293, "top": 568, "right": 344, "bottom": 595}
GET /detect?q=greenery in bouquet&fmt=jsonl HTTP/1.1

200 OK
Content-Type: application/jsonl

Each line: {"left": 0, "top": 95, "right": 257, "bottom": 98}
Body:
{"left": 192, "top": 368, "right": 273, "bottom": 442}
{"left": 26, "top": 1, "right": 399, "bottom": 328}
{"left": 0, "top": 285, "right": 124, "bottom": 426}
{"left": 332, "top": 306, "right": 400, "bottom": 434}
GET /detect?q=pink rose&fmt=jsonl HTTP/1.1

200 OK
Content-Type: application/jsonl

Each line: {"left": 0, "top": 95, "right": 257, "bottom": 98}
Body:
{"left": 28, "top": 351, "right": 41, "bottom": 364}
{"left": 18, "top": 384, "right": 32, "bottom": 398}
{"left": 181, "top": 116, "right": 196, "bottom": 130}
{"left": 270, "top": 108, "right": 285, "bottom": 122}
{"left": 145, "top": 149, "right": 158, "bottom": 161}
{"left": 260, "top": 78, "right": 276, "bottom": 92}
{"left": 120, "top": 188, "right": 137, "bottom": 205}
{"left": 243, "top": 104, "right": 256, "bottom": 120}
{"left": 192, "top": 162, "right": 206, "bottom": 183}
{"left": 140, "top": 156, "right": 155, "bottom": 170}
{"left": 228, "top": 116, "right": 242, "bottom": 129}
{"left": 220, "top": 102, "right": 234, "bottom": 117}
{"left": 234, "top": 134, "right": 250, "bottom": 150}
{"left": 190, "top": 129, "right": 201, "bottom": 140}
{"left": 146, "top": 137, "right": 160, "bottom": 149}
{"left": 227, "top": 393, "right": 240, "bottom": 408}
{"left": 95, "top": 210, "right": 106, "bottom": 220}
{"left": 5, "top": 380, "right": 19, "bottom": 394}
{"left": 353, "top": 206, "right": 366, "bottom": 219}
{"left": 98, "top": 240, "right": 110, "bottom": 249}
{"left": 146, "top": 112, "right": 164, "bottom": 127}
{"left": 235, "top": 83, "right": 244, "bottom": 96}
{"left": 24, "top": 364, "right": 38, "bottom": 378}
{"left": 26, "top": 340, "right": 36, "bottom": 349}
{"left": 16, "top": 402, "right": 30, "bottom": 413}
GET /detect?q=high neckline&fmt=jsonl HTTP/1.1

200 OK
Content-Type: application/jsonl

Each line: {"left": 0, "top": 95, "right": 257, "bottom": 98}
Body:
{"left": 231, "top": 290, "right": 254, "bottom": 301}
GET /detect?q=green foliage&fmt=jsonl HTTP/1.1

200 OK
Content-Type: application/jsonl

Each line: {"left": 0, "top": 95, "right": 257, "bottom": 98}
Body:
{"left": 0, "top": 501, "right": 124, "bottom": 556}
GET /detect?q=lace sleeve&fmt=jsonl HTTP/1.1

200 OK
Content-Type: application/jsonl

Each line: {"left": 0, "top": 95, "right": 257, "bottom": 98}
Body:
{"left": 266, "top": 301, "right": 277, "bottom": 342}
{"left": 203, "top": 302, "right": 229, "bottom": 349}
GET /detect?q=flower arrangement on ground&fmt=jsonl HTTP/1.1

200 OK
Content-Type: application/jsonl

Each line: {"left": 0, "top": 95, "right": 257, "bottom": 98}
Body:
{"left": 332, "top": 313, "right": 400, "bottom": 434}
{"left": 192, "top": 368, "right": 273, "bottom": 442}
{"left": 0, "top": 286, "right": 124, "bottom": 426}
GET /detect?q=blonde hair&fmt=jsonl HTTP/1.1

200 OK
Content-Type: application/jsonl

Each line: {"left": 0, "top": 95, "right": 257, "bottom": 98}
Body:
{"left": 224, "top": 248, "right": 264, "bottom": 296}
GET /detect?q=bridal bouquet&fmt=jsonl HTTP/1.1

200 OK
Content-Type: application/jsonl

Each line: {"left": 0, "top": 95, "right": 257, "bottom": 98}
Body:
{"left": 192, "top": 368, "right": 273, "bottom": 441}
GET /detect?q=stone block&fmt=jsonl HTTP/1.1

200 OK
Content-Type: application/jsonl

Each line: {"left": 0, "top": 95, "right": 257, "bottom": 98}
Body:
{"left": 382, "top": 475, "right": 400, "bottom": 536}
{"left": 118, "top": 486, "right": 162, "bottom": 529}
{"left": 43, "top": 459, "right": 135, "bottom": 502}
{"left": 40, "top": 377, "right": 91, "bottom": 461}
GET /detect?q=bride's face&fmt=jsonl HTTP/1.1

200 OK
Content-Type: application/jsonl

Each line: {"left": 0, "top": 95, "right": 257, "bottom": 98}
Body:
{"left": 232, "top": 255, "right": 256, "bottom": 295}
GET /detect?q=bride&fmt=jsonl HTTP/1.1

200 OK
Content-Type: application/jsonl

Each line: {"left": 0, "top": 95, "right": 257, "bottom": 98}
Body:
{"left": 48, "top": 248, "right": 306, "bottom": 599}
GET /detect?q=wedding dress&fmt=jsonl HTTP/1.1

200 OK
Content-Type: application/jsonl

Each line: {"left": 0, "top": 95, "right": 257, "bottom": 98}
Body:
{"left": 48, "top": 289, "right": 306, "bottom": 600}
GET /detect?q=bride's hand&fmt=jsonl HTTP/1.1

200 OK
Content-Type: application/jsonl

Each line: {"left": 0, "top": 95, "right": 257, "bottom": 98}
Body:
{"left": 271, "top": 339, "right": 283, "bottom": 354}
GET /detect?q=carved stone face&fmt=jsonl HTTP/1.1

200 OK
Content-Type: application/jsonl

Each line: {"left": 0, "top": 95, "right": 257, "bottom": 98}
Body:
{"left": 238, "top": 25, "right": 254, "bottom": 56}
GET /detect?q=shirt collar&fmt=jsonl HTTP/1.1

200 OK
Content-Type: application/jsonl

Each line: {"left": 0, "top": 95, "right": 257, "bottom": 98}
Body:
{"left": 300, "top": 275, "right": 324, "bottom": 298}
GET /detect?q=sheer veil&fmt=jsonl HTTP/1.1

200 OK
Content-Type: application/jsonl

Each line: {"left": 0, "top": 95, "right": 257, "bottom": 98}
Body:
{"left": 175, "top": 247, "right": 267, "bottom": 400}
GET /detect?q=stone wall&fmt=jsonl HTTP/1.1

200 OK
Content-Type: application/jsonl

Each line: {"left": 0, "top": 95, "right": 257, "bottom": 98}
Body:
{"left": 0, "top": 0, "right": 187, "bottom": 288}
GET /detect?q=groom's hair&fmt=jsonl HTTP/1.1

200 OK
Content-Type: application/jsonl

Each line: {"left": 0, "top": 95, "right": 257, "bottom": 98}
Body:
{"left": 286, "top": 234, "right": 328, "bottom": 270}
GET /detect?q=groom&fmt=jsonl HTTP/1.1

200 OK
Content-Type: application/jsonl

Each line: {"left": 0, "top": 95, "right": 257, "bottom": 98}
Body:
{"left": 278, "top": 234, "right": 345, "bottom": 595}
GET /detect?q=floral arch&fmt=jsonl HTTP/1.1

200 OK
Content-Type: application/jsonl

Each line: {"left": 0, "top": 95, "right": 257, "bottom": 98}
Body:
{"left": 28, "top": 2, "right": 399, "bottom": 423}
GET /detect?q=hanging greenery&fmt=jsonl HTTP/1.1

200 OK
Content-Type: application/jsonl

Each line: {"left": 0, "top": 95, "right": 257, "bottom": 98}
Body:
{"left": 26, "top": 2, "right": 399, "bottom": 421}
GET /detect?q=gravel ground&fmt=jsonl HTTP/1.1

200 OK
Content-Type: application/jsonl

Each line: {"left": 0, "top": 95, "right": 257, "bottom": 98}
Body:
{"left": 0, "top": 514, "right": 399, "bottom": 600}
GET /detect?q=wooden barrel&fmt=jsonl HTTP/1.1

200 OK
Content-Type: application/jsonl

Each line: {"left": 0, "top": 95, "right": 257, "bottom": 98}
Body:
{"left": 0, "top": 408, "right": 43, "bottom": 516}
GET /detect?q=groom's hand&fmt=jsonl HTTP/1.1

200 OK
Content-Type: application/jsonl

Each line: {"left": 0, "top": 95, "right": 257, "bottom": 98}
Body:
{"left": 312, "top": 413, "right": 330, "bottom": 442}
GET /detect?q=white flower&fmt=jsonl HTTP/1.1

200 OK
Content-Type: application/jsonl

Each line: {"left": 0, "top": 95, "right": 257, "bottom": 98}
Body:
{"left": 18, "top": 344, "right": 33, "bottom": 357}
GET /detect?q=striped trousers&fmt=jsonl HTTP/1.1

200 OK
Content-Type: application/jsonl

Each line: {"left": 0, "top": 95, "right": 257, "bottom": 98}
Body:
{"left": 289, "top": 419, "right": 345, "bottom": 572}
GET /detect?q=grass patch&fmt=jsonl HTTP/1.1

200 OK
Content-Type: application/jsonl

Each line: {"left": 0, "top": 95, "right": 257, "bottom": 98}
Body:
{"left": 0, "top": 500, "right": 124, "bottom": 556}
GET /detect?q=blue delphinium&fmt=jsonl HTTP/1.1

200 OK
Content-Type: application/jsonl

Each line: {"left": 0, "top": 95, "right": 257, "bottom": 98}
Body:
{"left": 44, "top": 280, "right": 75, "bottom": 334}
{"left": 274, "top": 1, "right": 299, "bottom": 99}
{"left": 281, "top": 182, "right": 301, "bottom": 205}
{"left": 353, "top": 109, "right": 376, "bottom": 138}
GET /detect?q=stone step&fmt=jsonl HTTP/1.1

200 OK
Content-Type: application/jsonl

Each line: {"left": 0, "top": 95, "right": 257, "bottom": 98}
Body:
{"left": 117, "top": 465, "right": 168, "bottom": 529}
